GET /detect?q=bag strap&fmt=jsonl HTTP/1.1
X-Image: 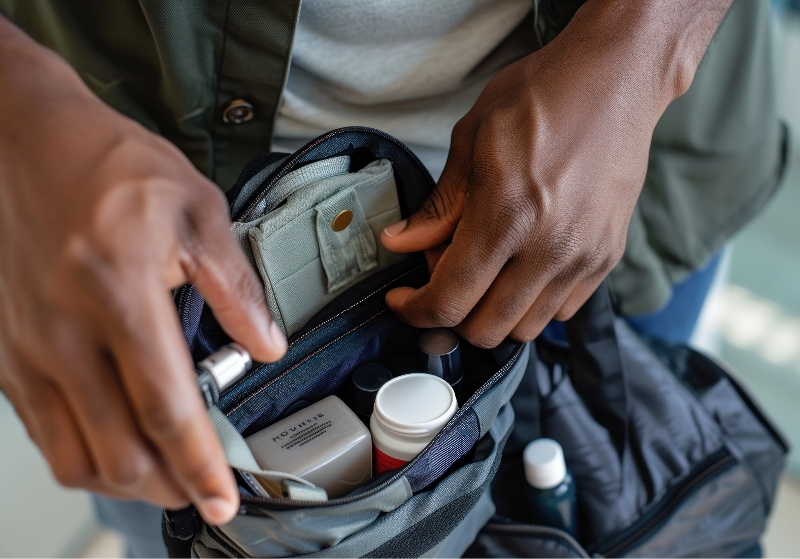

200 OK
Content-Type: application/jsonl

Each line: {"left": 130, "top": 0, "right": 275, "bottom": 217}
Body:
{"left": 564, "top": 282, "right": 628, "bottom": 454}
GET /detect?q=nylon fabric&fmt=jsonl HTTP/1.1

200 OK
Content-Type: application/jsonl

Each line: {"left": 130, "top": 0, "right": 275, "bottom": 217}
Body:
{"left": 645, "top": 342, "right": 787, "bottom": 513}
{"left": 619, "top": 465, "right": 764, "bottom": 557}
{"left": 471, "top": 283, "right": 786, "bottom": 558}
{"left": 289, "top": 404, "right": 514, "bottom": 559}
{"left": 165, "top": 130, "right": 785, "bottom": 558}
{"left": 231, "top": 156, "right": 290, "bottom": 216}
{"left": 248, "top": 158, "right": 403, "bottom": 335}
{"left": 233, "top": 155, "right": 353, "bottom": 333}
{"left": 217, "top": 478, "right": 413, "bottom": 557}
{"left": 537, "top": 321, "right": 727, "bottom": 542}
{"left": 254, "top": 156, "right": 352, "bottom": 217}
{"left": 471, "top": 344, "right": 529, "bottom": 437}
{"left": 315, "top": 187, "right": 378, "bottom": 292}
{"left": 465, "top": 530, "right": 585, "bottom": 558}
{"left": 423, "top": 489, "right": 496, "bottom": 558}
{"left": 364, "top": 405, "right": 514, "bottom": 558}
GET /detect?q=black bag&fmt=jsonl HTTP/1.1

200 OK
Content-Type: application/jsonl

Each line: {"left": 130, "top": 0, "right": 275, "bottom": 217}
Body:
{"left": 163, "top": 128, "right": 787, "bottom": 557}
{"left": 467, "top": 284, "right": 788, "bottom": 557}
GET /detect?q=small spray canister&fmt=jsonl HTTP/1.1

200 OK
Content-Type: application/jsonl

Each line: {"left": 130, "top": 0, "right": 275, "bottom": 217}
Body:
{"left": 523, "top": 438, "right": 577, "bottom": 536}
{"left": 196, "top": 343, "right": 252, "bottom": 408}
{"left": 418, "top": 328, "right": 464, "bottom": 402}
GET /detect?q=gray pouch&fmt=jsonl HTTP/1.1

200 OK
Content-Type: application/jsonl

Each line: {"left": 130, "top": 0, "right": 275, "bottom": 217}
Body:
{"left": 242, "top": 158, "right": 404, "bottom": 336}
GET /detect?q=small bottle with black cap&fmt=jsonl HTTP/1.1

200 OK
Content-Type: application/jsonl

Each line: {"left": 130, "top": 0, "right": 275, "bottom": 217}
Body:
{"left": 418, "top": 328, "right": 464, "bottom": 402}
{"left": 350, "top": 363, "right": 393, "bottom": 425}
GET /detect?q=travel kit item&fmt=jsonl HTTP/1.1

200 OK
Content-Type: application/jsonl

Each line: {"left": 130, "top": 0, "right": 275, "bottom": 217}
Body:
{"left": 164, "top": 128, "right": 787, "bottom": 558}
{"left": 418, "top": 327, "right": 464, "bottom": 401}
{"left": 244, "top": 396, "right": 372, "bottom": 499}
{"left": 195, "top": 343, "right": 252, "bottom": 408}
{"left": 370, "top": 373, "right": 458, "bottom": 474}
{"left": 522, "top": 438, "right": 577, "bottom": 536}
{"left": 350, "top": 363, "right": 393, "bottom": 424}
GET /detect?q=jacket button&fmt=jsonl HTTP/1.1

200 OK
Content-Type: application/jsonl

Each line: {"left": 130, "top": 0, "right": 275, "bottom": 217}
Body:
{"left": 222, "top": 99, "right": 254, "bottom": 124}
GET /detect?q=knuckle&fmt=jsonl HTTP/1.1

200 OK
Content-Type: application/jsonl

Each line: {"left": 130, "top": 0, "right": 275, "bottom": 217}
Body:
{"left": 193, "top": 183, "right": 230, "bottom": 220}
{"left": 139, "top": 401, "right": 187, "bottom": 443}
{"left": 541, "top": 225, "right": 582, "bottom": 268}
{"left": 509, "top": 324, "right": 541, "bottom": 344}
{"left": 52, "top": 459, "right": 94, "bottom": 489}
{"left": 509, "top": 330, "right": 538, "bottom": 344}
{"left": 553, "top": 305, "right": 579, "bottom": 322}
{"left": 607, "top": 239, "right": 626, "bottom": 267}
{"left": 228, "top": 267, "right": 264, "bottom": 307}
{"left": 181, "top": 456, "right": 220, "bottom": 490}
{"left": 426, "top": 297, "right": 468, "bottom": 328}
{"left": 420, "top": 186, "right": 454, "bottom": 224}
{"left": 465, "top": 330, "right": 505, "bottom": 350}
{"left": 103, "top": 453, "right": 152, "bottom": 492}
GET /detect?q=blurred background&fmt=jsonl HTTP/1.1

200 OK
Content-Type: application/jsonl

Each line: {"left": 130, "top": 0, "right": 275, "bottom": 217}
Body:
{"left": 2, "top": 3, "right": 800, "bottom": 558}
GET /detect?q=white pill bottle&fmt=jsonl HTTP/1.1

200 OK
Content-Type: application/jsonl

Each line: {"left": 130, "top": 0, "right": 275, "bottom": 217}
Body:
{"left": 370, "top": 373, "right": 458, "bottom": 474}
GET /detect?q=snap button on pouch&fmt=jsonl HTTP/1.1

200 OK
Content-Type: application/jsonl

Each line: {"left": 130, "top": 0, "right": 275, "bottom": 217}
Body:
{"left": 332, "top": 209, "right": 354, "bottom": 232}
{"left": 222, "top": 99, "right": 254, "bottom": 124}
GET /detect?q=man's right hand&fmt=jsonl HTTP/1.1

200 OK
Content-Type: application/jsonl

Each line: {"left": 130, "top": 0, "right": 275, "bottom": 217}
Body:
{"left": 0, "top": 18, "right": 286, "bottom": 524}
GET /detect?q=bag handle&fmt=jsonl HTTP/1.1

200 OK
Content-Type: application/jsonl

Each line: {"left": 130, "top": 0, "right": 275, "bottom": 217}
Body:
{"left": 564, "top": 281, "right": 628, "bottom": 454}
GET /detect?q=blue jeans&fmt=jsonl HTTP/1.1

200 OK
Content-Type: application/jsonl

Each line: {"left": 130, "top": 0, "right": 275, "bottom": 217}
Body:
{"left": 93, "top": 254, "right": 723, "bottom": 557}
{"left": 625, "top": 252, "right": 722, "bottom": 344}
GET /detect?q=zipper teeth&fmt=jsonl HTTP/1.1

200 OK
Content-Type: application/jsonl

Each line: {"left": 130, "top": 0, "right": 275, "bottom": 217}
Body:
{"left": 238, "top": 126, "right": 434, "bottom": 221}
{"left": 225, "top": 263, "right": 424, "bottom": 412}
{"left": 483, "top": 523, "right": 589, "bottom": 558}
{"left": 240, "top": 343, "right": 525, "bottom": 508}
{"left": 178, "top": 286, "right": 194, "bottom": 332}
{"left": 228, "top": 308, "right": 389, "bottom": 415}
{"left": 285, "top": 263, "right": 423, "bottom": 350}
{"left": 603, "top": 454, "right": 736, "bottom": 557}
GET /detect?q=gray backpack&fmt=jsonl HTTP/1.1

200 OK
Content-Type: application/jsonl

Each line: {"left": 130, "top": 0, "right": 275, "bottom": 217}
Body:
{"left": 164, "top": 128, "right": 786, "bottom": 558}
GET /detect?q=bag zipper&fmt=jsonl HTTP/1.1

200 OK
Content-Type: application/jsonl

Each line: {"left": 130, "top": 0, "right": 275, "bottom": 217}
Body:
{"left": 224, "top": 262, "right": 425, "bottom": 415}
{"left": 481, "top": 522, "right": 590, "bottom": 558}
{"left": 598, "top": 451, "right": 736, "bottom": 557}
{"left": 238, "top": 342, "right": 525, "bottom": 509}
{"left": 235, "top": 126, "right": 434, "bottom": 222}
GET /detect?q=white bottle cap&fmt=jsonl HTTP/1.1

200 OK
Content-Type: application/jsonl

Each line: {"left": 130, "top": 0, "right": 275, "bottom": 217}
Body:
{"left": 374, "top": 373, "right": 457, "bottom": 436}
{"left": 523, "top": 438, "right": 567, "bottom": 490}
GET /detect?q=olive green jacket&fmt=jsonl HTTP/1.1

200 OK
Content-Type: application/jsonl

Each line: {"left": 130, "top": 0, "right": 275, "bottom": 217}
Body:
{"left": 0, "top": 0, "right": 787, "bottom": 315}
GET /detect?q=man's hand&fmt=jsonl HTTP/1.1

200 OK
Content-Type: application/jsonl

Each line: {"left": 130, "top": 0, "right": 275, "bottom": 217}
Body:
{"left": 0, "top": 19, "right": 286, "bottom": 524}
{"left": 381, "top": 0, "right": 732, "bottom": 347}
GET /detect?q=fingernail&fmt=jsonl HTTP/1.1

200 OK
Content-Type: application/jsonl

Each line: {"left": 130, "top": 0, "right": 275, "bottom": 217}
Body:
{"left": 383, "top": 219, "right": 408, "bottom": 237}
{"left": 202, "top": 497, "right": 237, "bottom": 524}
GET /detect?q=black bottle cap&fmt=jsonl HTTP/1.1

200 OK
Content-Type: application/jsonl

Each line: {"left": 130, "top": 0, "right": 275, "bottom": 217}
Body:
{"left": 351, "top": 363, "right": 393, "bottom": 417}
{"left": 418, "top": 328, "right": 463, "bottom": 387}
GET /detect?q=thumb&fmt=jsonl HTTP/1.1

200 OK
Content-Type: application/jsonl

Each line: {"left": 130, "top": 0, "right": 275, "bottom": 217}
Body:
{"left": 381, "top": 162, "right": 468, "bottom": 254}
{"left": 184, "top": 191, "right": 287, "bottom": 363}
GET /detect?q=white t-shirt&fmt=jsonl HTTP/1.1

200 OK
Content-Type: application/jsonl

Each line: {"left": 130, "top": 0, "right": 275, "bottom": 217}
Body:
{"left": 273, "top": 0, "right": 533, "bottom": 179}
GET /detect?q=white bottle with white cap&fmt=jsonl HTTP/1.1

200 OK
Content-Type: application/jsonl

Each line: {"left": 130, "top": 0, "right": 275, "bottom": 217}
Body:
{"left": 523, "top": 438, "right": 577, "bottom": 535}
{"left": 370, "top": 373, "right": 458, "bottom": 474}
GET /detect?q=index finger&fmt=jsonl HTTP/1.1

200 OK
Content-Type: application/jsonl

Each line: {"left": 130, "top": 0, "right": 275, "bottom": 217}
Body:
{"left": 105, "top": 278, "right": 238, "bottom": 525}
